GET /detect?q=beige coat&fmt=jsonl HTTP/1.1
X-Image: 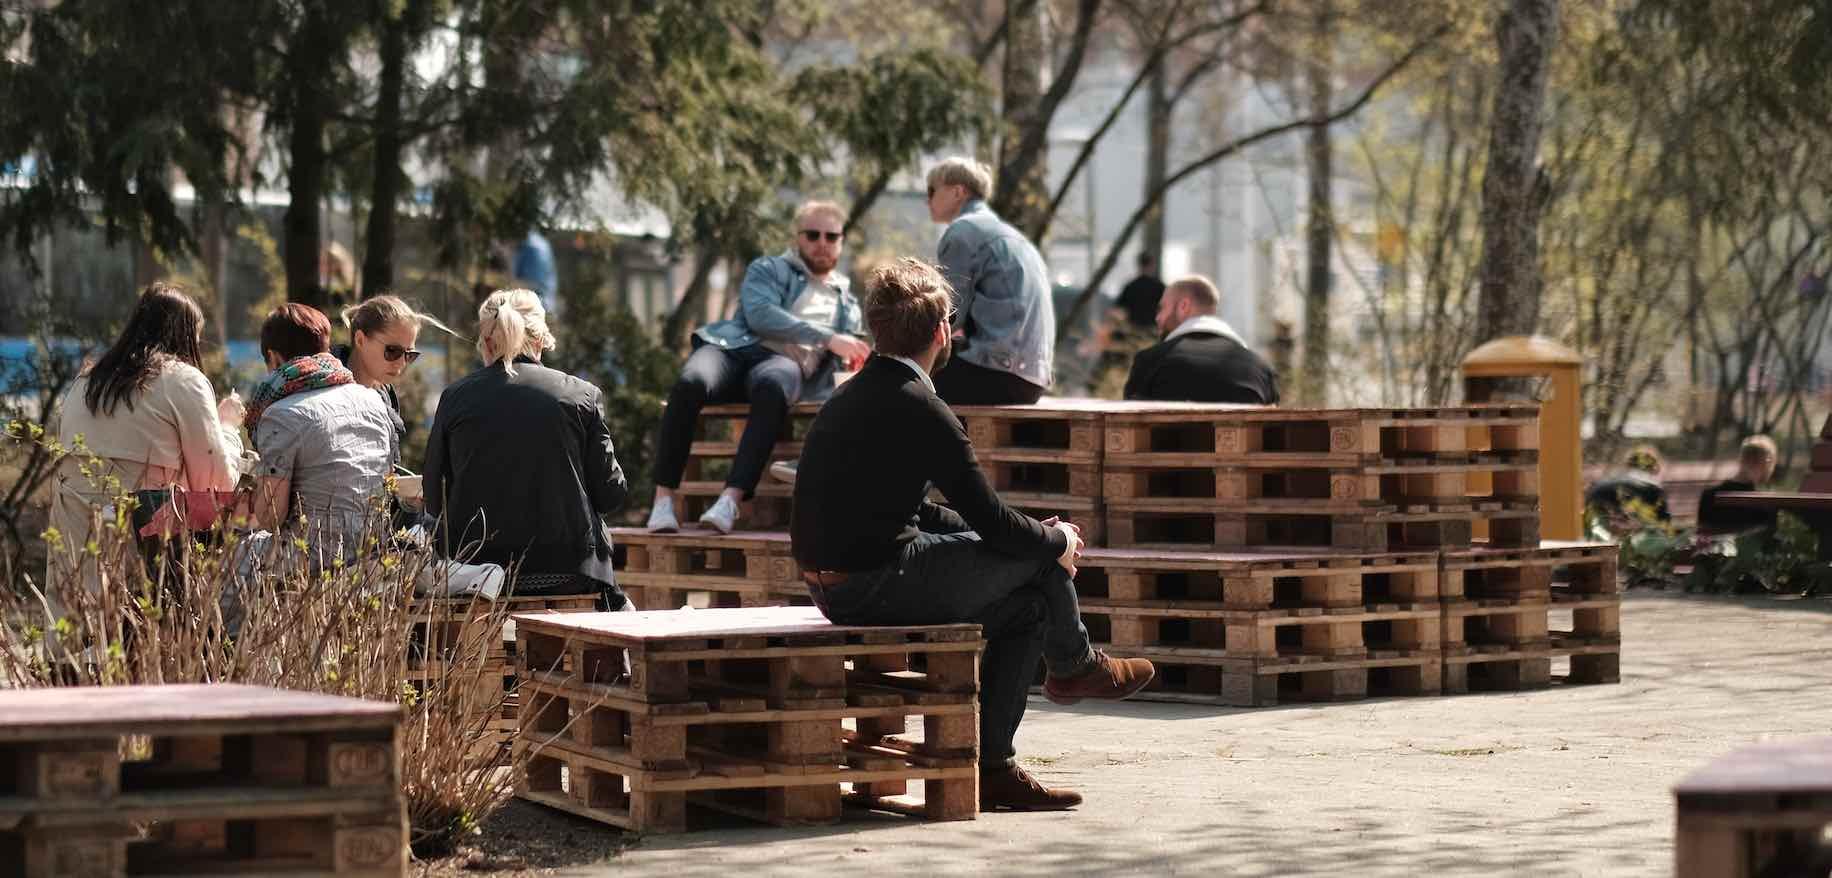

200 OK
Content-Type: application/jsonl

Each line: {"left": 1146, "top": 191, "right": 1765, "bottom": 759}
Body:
{"left": 45, "top": 360, "right": 246, "bottom": 587}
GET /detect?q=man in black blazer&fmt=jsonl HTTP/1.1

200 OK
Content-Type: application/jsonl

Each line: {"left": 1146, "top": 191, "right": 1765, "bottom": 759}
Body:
{"left": 1123, "top": 275, "right": 1280, "bottom": 404}
{"left": 792, "top": 258, "right": 1155, "bottom": 812}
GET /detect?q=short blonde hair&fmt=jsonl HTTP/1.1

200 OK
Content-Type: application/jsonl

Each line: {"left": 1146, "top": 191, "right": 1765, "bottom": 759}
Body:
{"left": 926, "top": 157, "right": 994, "bottom": 201}
{"left": 794, "top": 200, "right": 846, "bottom": 229}
{"left": 1741, "top": 434, "right": 1778, "bottom": 466}
{"left": 1167, "top": 275, "right": 1221, "bottom": 312}
{"left": 865, "top": 258, "right": 954, "bottom": 358}
{"left": 477, "top": 289, "right": 555, "bottom": 374}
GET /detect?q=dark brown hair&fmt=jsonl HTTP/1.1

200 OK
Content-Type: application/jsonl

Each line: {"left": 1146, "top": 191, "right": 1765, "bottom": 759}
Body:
{"left": 864, "top": 258, "right": 953, "bottom": 358}
{"left": 260, "top": 303, "right": 334, "bottom": 362}
{"left": 83, "top": 282, "right": 206, "bottom": 417}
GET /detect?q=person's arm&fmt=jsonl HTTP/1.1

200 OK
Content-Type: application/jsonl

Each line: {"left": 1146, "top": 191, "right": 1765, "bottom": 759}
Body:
{"left": 250, "top": 407, "right": 305, "bottom": 530}
{"left": 922, "top": 396, "right": 1065, "bottom": 560}
{"left": 739, "top": 257, "right": 834, "bottom": 345}
{"left": 918, "top": 498, "right": 970, "bottom": 534}
{"left": 422, "top": 392, "right": 450, "bottom": 520}
{"left": 164, "top": 366, "right": 244, "bottom": 492}
{"left": 936, "top": 225, "right": 977, "bottom": 334}
{"left": 581, "top": 390, "right": 628, "bottom": 515}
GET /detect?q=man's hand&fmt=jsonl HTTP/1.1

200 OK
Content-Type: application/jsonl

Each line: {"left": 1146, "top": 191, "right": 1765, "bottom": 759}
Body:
{"left": 826, "top": 334, "right": 871, "bottom": 369}
{"left": 1053, "top": 519, "right": 1084, "bottom": 576}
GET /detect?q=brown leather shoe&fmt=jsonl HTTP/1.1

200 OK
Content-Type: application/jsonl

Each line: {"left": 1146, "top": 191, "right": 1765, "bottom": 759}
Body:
{"left": 980, "top": 763, "right": 1082, "bottom": 811}
{"left": 1042, "top": 650, "right": 1156, "bottom": 705}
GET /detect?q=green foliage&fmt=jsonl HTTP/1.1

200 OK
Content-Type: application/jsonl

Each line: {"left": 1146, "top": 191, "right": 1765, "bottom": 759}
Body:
{"left": 796, "top": 47, "right": 994, "bottom": 199}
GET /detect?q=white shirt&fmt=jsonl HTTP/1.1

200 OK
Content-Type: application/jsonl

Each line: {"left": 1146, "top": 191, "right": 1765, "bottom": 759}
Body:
{"left": 888, "top": 355, "right": 937, "bottom": 394}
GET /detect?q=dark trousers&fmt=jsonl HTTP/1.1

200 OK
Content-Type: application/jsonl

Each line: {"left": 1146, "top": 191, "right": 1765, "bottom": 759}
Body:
{"left": 933, "top": 357, "right": 1046, "bottom": 405}
{"left": 814, "top": 532, "right": 1096, "bottom": 769}
{"left": 654, "top": 342, "right": 803, "bottom": 499}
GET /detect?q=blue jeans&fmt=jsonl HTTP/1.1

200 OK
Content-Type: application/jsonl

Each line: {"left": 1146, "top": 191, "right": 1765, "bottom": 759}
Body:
{"left": 816, "top": 532, "right": 1096, "bottom": 769}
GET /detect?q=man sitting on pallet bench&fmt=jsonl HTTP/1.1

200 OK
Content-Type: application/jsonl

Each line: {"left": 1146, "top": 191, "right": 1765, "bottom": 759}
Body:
{"left": 1123, "top": 274, "right": 1279, "bottom": 404}
{"left": 791, "top": 257, "right": 1155, "bottom": 812}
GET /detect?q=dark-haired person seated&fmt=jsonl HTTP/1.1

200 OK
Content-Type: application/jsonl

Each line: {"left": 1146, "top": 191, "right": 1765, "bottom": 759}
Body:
{"left": 1697, "top": 435, "right": 1780, "bottom": 536}
{"left": 245, "top": 303, "right": 399, "bottom": 564}
{"left": 792, "top": 257, "right": 1154, "bottom": 813}
{"left": 424, "top": 289, "right": 631, "bottom": 602}
{"left": 1123, "top": 275, "right": 1279, "bottom": 404}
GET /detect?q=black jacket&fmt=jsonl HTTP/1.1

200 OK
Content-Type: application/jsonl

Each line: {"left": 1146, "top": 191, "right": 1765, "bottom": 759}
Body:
{"left": 1124, "top": 330, "right": 1280, "bottom": 404}
{"left": 792, "top": 355, "right": 1067, "bottom": 572}
{"left": 424, "top": 356, "right": 627, "bottom": 586}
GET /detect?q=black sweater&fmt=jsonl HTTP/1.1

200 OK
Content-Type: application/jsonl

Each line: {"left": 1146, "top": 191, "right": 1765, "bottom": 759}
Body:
{"left": 792, "top": 355, "right": 1067, "bottom": 572}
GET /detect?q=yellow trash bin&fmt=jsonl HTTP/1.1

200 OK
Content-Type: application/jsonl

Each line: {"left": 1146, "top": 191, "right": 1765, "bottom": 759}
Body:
{"left": 1462, "top": 336, "right": 1584, "bottom": 541}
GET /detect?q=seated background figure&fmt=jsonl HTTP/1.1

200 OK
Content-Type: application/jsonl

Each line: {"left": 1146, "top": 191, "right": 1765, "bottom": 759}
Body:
{"left": 424, "top": 289, "right": 630, "bottom": 601}
{"left": 1123, "top": 275, "right": 1280, "bottom": 405}
{"left": 647, "top": 200, "right": 867, "bottom": 534}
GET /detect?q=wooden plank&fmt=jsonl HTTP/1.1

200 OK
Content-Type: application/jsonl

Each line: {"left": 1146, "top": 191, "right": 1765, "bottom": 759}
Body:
{"left": 514, "top": 606, "right": 978, "bottom": 647}
{"left": 0, "top": 685, "right": 398, "bottom": 742}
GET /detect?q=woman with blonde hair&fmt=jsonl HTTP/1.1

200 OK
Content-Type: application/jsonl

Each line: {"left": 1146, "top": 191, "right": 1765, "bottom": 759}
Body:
{"left": 331, "top": 295, "right": 424, "bottom": 432}
{"left": 422, "top": 290, "right": 631, "bottom": 600}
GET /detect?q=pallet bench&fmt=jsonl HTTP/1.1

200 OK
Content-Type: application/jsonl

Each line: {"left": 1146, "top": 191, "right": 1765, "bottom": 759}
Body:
{"left": 408, "top": 593, "right": 602, "bottom": 745}
{"left": 1675, "top": 738, "right": 1832, "bottom": 877}
{"left": 0, "top": 684, "right": 405, "bottom": 878}
{"left": 1439, "top": 541, "right": 1619, "bottom": 692}
{"left": 610, "top": 528, "right": 807, "bottom": 610}
{"left": 512, "top": 606, "right": 982, "bottom": 833}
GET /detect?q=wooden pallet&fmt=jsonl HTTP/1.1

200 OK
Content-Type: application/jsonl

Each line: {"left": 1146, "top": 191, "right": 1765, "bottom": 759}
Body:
{"left": 1075, "top": 547, "right": 1443, "bottom": 609}
{"left": 611, "top": 528, "right": 804, "bottom": 610}
{"left": 1440, "top": 540, "right": 1618, "bottom": 601}
{"left": 1102, "top": 404, "right": 1541, "bottom": 467}
{"left": 408, "top": 593, "right": 601, "bottom": 744}
{"left": 1095, "top": 647, "right": 1443, "bottom": 707}
{"left": 0, "top": 684, "right": 405, "bottom": 877}
{"left": 512, "top": 607, "right": 983, "bottom": 833}
{"left": 1103, "top": 502, "right": 1540, "bottom": 552}
{"left": 681, "top": 402, "right": 820, "bottom": 461}
{"left": 953, "top": 400, "right": 1106, "bottom": 466}
{"left": 1673, "top": 738, "right": 1832, "bottom": 878}
{"left": 1102, "top": 459, "right": 1540, "bottom": 511}
{"left": 1080, "top": 603, "right": 1440, "bottom": 660}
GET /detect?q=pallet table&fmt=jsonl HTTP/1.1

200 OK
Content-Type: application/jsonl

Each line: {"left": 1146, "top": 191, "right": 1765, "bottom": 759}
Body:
{"left": 1439, "top": 541, "right": 1619, "bottom": 692}
{"left": 0, "top": 684, "right": 405, "bottom": 878}
{"left": 1072, "top": 547, "right": 1444, "bottom": 706}
{"left": 1675, "top": 738, "right": 1832, "bottom": 877}
{"left": 513, "top": 606, "right": 982, "bottom": 833}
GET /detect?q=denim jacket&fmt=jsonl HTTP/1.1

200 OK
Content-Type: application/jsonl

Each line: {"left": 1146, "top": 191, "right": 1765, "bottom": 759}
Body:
{"left": 694, "top": 252, "right": 863, "bottom": 401}
{"left": 936, "top": 199, "right": 1055, "bottom": 389}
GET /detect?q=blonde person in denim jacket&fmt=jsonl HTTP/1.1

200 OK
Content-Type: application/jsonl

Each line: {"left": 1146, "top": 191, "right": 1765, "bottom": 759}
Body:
{"left": 647, "top": 200, "right": 866, "bottom": 534}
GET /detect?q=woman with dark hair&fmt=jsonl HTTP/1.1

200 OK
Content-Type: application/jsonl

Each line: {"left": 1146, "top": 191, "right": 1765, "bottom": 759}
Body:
{"left": 243, "top": 303, "right": 397, "bottom": 561}
{"left": 49, "top": 282, "right": 249, "bottom": 584}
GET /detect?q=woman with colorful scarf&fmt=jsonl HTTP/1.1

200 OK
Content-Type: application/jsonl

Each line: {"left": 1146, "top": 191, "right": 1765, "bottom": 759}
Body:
{"left": 244, "top": 304, "right": 398, "bottom": 564}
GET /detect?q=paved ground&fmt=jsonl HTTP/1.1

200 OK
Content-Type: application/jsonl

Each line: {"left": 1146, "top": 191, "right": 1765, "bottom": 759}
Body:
{"left": 446, "top": 591, "right": 1832, "bottom": 877}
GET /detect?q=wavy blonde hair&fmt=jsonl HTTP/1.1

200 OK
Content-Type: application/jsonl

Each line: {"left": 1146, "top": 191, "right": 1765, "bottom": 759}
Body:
{"left": 476, "top": 289, "right": 555, "bottom": 374}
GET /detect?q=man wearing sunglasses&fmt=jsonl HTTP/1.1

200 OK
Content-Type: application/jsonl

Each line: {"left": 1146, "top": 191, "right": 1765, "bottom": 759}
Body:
{"left": 649, "top": 200, "right": 869, "bottom": 534}
{"left": 925, "top": 156, "right": 1055, "bottom": 405}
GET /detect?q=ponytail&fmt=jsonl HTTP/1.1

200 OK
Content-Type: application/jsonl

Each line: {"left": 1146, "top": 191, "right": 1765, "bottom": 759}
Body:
{"left": 476, "top": 289, "right": 554, "bottom": 374}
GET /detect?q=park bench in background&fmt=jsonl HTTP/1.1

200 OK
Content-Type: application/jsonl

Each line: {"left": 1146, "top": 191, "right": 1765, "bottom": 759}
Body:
{"left": 1674, "top": 737, "right": 1832, "bottom": 877}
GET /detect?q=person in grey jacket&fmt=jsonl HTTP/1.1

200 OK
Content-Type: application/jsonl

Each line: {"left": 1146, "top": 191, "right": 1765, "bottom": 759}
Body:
{"left": 648, "top": 200, "right": 869, "bottom": 533}
{"left": 926, "top": 157, "right": 1055, "bottom": 405}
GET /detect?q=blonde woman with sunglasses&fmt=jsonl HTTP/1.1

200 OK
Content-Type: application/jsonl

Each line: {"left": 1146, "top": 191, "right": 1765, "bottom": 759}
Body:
{"left": 334, "top": 295, "right": 425, "bottom": 430}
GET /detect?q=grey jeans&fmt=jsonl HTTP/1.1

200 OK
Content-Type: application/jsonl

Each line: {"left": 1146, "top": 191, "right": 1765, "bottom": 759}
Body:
{"left": 815, "top": 531, "right": 1096, "bottom": 769}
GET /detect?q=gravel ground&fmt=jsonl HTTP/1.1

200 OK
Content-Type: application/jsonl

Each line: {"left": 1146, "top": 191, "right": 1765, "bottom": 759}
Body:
{"left": 416, "top": 591, "right": 1832, "bottom": 877}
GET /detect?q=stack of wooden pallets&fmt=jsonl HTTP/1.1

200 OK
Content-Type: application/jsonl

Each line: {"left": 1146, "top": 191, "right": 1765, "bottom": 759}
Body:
{"left": 1439, "top": 540, "right": 1620, "bottom": 693}
{"left": 0, "top": 684, "right": 405, "bottom": 877}
{"left": 610, "top": 527, "right": 808, "bottom": 611}
{"left": 408, "top": 594, "right": 602, "bottom": 746}
{"left": 512, "top": 606, "right": 982, "bottom": 833}
{"left": 670, "top": 402, "right": 820, "bottom": 528}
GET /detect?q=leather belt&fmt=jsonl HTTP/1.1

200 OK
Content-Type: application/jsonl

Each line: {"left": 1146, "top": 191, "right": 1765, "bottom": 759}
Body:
{"left": 801, "top": 570, "right": 850, "bottom": 587}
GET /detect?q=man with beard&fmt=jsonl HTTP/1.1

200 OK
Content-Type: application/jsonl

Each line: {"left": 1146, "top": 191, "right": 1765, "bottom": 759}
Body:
{"left": 648, "top": 201, "right": 870, "bottom": 533}
{"left": 1123, "top": 275, "right": 1280, "bottom": 405}
{"left": 792, "top": 258, "right": 1155, "bottom": 812}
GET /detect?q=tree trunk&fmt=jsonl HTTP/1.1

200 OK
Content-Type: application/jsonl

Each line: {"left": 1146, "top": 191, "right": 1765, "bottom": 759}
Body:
{"left": 661, "top": 242, "right": 724, "bottom": 353}
{"left": 201, "top": 198, "right": 230, "bottom": 349}
{"left": 1300, "top": 0, "right": 1335, "bottom": 405}
{"left": 285, "top": 6, "right": 333, "bottom": 310}
{"left": 362, "top": 0, "right": 412, "bottom": 296}
{"left": 993, "top": 0, "right": 1052, "bottom": 235}
{"left": 1141, "top": 61, "right": 1170, "bottom": 275}
{"left": 1475, "top": 0, "right": 1559, "bottom": 344}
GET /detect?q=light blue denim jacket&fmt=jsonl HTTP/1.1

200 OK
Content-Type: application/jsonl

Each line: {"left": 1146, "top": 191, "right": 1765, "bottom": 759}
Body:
{"left": 936, "top": 199, "right": 1055, "bottom": 389}
{"left": 693, "top": 251, "right": 863, "bottom": 401}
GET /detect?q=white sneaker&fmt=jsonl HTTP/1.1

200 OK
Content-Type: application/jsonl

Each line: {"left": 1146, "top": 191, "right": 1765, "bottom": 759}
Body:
{"left": 769, "top": 461, "right": 798, "bottom": 485}
{"left": 698, "top": 495, "right": 740, "bottom": 534}
{"left": 646, "top": 496, "right": 680, "bottom": 532}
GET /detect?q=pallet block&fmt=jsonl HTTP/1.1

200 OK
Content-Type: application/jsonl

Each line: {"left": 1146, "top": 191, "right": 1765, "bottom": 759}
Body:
{"left": 1674, "top": 738, "right": 1832, "bottom": 878}
{"left": 513, "top": 606, "right": 983, "bottom": 833}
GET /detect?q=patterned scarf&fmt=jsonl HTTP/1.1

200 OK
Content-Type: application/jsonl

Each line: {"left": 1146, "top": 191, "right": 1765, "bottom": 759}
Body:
{"left": 245, "top": 352, "right": 355, "bottom": 432}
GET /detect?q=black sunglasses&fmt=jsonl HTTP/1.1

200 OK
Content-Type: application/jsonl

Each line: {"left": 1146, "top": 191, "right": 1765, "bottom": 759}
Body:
{"left": 383, "top": 344, "right": 421, "bottom": 364}
{"left": 801, "top": 229, "right": 844, "bottom": 244}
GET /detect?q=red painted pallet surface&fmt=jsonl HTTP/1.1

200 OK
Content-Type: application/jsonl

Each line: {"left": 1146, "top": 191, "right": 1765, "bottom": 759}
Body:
{"left": 512, "top": 607, "right": 983, "bottom": 833}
